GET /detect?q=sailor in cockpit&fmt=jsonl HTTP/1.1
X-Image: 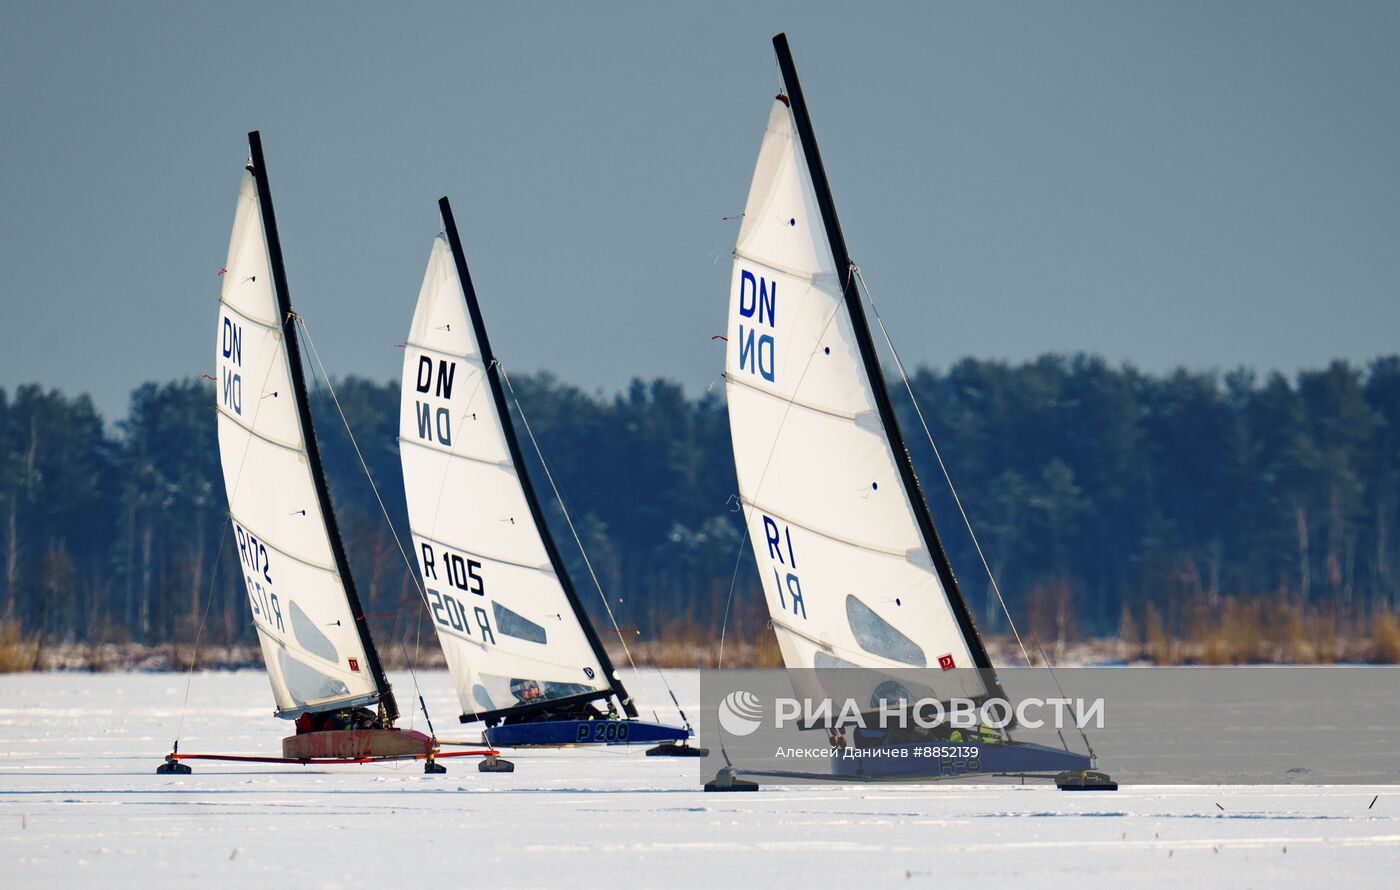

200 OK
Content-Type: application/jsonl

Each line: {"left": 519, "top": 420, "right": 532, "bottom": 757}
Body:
{"left": 502, "top": 677, "right": 617, "bottom": 724}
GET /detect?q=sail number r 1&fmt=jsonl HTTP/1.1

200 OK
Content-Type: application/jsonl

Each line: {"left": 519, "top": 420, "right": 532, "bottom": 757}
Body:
{"left": 762, "top": 514, "right": 806, "bottom": 620}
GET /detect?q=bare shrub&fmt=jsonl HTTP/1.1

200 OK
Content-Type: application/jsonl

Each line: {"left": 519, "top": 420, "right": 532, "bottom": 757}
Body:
{"left": 1370, "top": 611, "right": 1400, "bottom": 664}
{"left": 0, "top": 619, "right": 42, "bottom": 672}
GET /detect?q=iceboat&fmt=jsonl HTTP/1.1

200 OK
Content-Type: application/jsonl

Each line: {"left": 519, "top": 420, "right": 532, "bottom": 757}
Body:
{"left": 707, "top": 36, "right": 1114, "bottom": 792}
{"left": 157, "top": 133, "right": 493, "bottom": 775}
{"left": 397, "top": 198, "right": 701, "bottom": 756}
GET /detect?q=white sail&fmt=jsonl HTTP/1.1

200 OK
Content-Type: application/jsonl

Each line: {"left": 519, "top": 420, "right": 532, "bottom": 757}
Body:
{"left": 724, "top": 98, "right": 989, "bottom": 701}
{"left": 399, "top": 230, "right": 612, "bottom": 722}
{"left": 215, "top": 165, "right": 382, "bottom": 718}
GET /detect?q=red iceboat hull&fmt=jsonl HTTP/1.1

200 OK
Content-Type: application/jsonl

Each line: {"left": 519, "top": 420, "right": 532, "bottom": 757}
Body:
{"left": 282, "top": 728, "right": 433, "bottom": 760}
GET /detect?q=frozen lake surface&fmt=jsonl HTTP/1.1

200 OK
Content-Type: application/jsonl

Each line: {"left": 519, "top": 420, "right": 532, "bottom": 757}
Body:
{"left": 3, "top": 669, "right": 1398, "bottom": 888}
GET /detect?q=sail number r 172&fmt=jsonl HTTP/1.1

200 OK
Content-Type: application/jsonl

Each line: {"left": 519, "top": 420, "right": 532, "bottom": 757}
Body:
{"left": 232, "top": 521, "right": 283, "bottom": 633}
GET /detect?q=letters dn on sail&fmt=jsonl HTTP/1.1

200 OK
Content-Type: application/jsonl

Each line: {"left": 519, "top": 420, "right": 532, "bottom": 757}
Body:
{"left": 220, "top": 316, "right": 243, "bottom": 415}
{"left": 737, "top": 269, "right": 776, "bottom": 382}
{"left": 415, "top": 356, "right": 457, "bottom": 446}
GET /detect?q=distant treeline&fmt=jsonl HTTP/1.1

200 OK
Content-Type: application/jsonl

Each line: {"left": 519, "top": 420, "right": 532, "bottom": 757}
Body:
{"left": 1, "top": 354, "right": 1397, "bottom": 664}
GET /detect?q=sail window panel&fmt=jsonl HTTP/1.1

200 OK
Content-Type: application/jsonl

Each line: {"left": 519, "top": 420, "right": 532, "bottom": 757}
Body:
{"left": 289, "top": 599, "right": 340, "bottom": 663}
{"left": 493, "top": 601, "right": 547, "bottom": 645}
{"left": 215, "top": 304, "right": 304, "bottom": 451}
{"left": 275, "top": 648, "right": 352, "bottom": 708}
{"left": 812, "top": 649, "right": 863, "bottom": 670}
{"left": 778, "top": 633, "right": 982, "bottom": 714}
{"left": 470, "top": 682, "right": 494, "bottom": 713}
{"left": 435, "top": 632, "right": 492, "bottom": 713}
{"left": 845, "top": 595, "right": 926, "bottom": 666}
{"left": 477, "top": 674, "right": 596, "bottom": 714}
{"left": 219, "top": 172, "right": 282, "bottom": 328}
{"left": 401, "top": 449, "right": 550, "bottom": 570}
{"left": 728, "top": 384, "right": 923, "bottom": 556}
{"left": 446, "top": 649, "right": 610, "bottom": 722}
{"left": 723, "top": 264, "right": 872, "bottom": 418}
{"left": 735, "top": 101, "right": 837, "bottom": 281}
{"left": 253, "top": 629, "right": 300, "bottom": 714}
{"left": 804, "top": 649, "right": 987, "bottom": 716}
{"left": 405, "top": 238, "right": 479, "bottom": 358}
{"left": 782, "top": 629, "right": 989, "bottom": 706}
{"left": 231, "top": 522, "right": 375, "bottom": 695}
{"left": 431, "top": 637, "right": 602, "bottom": 719}
{"left": 254, "top": 621, "right": 376, "bottom": 717}
{"left": 398, "top": 347, "right": 511, "bottom": 467}
{"left": 217, "top": 420, "right": 336, "bottom": 571}
{"left": 744, "top": 509, "right": 977, "bottom": 671}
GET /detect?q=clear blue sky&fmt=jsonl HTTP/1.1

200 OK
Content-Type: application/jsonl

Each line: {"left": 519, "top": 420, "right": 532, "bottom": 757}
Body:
{"left": 3, "top": 1, "right": 1398, "bottom": 420}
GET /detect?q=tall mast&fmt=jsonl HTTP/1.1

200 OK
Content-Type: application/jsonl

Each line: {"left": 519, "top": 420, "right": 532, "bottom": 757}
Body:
{"left": 437, "top": 196, "right": 636, "bottom": 719}
{"left": 769, "top": 35, "right": 1002, "bottom": 687}
{"left": 246, "top": 131, "right": 398, "bottom": 722}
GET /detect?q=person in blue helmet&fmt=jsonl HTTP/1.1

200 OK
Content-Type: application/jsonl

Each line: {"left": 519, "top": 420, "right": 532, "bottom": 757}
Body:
{"left": 502, "top": 677, "right": 614, "bottom": 723}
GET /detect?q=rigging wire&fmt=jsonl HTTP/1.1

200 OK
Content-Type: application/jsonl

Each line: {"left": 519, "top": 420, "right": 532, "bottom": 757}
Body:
{"left": 850, "top": 266, "right": 1033, "bottom": 667}
{"left": 850, "top": 264, "right": 1096, "bottom": 757}
{"left": 171, "top": 524, "right": 228, "bottom": 749}
{"left": 172, "top": 282, "right": 289, "bottom": 751}
{"left": 497, "top": 363, "right": 678, "bottom": 719}
{"left": 533, "top": 450, "right": 686, "bottom": 726}
{"left": 295, "top": 312, "right": 436, "bottom": 732}
{"left": 495, "top": 366, "right": 639, "bottom": 669}
{"left": 713, "top": 512, "right": 750, "bottom": 673}
{"left": 709, "top": 273, "right": 845, "bottom": 768}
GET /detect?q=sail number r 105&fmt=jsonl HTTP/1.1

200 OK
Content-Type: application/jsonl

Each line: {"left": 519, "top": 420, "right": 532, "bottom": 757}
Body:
{"left": 426, "top": 588, "right": 496, "bottom": 645}
{"left": 420, "top": 542, "right": 484, "bottom": 596}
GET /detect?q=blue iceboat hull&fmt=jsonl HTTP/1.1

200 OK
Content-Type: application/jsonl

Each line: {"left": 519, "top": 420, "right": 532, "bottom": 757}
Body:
{"left": 485, "top": 719, "right": 690, "bottom": 748}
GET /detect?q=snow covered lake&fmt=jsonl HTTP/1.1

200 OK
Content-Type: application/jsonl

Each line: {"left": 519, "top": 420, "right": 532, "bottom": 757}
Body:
{"left": 3, "top": 669, "right": 1398, "bottom": 888}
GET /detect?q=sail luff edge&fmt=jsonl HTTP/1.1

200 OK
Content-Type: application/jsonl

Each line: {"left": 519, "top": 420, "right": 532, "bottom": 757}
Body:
{"left": 767, "top": 37, "right": 1004, "bottom": 689}
{"left": 245, "top": 130, "right": 398, "bottom": 721}
{"left": 435, "top": 196, "right": 636, "bottom": 719}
